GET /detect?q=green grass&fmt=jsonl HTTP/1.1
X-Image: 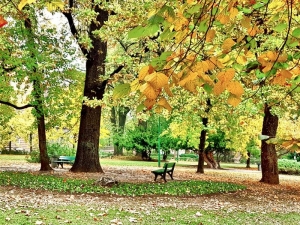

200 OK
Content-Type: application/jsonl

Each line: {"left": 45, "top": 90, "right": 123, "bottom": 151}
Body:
{"left": 0, "top": 171, "right": 245, "bottom": 197}
{"left": 0, "top": 154, "right": 27, "bottom": 161}
{"left": 0, "top": 204, "right": 299, "bottom": 225}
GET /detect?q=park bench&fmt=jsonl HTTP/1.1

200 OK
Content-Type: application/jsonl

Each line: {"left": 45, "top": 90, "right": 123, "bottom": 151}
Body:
{"left": 151, "top": 162, "right": 175, "bottom": 182}
{"left": 53, "top": 156, "right": 75, "bottom": 168}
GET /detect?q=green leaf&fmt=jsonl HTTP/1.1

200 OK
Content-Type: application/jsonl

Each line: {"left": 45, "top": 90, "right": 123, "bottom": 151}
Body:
{"left": 148, "top": 14, "right": 164, "bottom": 24}
{"left": 292, "top": 28, "right": 300, "bottom": 38}
{"left": 273, "top": 23, "right": 287, "bottom": 32}
{"left": 287, "top": 38, "right": 299, "bottom": 48}
{"left": 198, "top": 20, "right": 208, "bottom": 32}
{"left": 187, "top": 4, "right": 202, "bottom": 14}
{"left": 128, "top": 26, "right": 146, "bottom": 39}
{"left": 252, "top": 2, "right": 265, "bottom": 9}
{"left": 113, "top": 83, "right": 131, "bottom": 100}
{"left": 136, "top": 103, "right": 145, "bottom": 113}
{"left": 203, "top": 84, "right": 212, "bottom": 93}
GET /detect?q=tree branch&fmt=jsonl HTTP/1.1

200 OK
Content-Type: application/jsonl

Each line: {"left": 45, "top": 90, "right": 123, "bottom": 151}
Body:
{"left": 0, "top": 100, "right": 33, "bottom": 110}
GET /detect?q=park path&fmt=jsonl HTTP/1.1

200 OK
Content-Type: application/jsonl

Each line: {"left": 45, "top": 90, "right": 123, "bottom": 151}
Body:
{"left": 0, "top": 161, "right": 300, "bottom": 214}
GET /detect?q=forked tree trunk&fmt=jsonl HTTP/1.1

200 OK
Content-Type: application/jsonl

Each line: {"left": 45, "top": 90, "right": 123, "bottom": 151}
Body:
{"left": 70, "top": 7, "right": 108, "bottom": 173}
{"left": 260, "top": 104, "right": 279, "bottom": 184}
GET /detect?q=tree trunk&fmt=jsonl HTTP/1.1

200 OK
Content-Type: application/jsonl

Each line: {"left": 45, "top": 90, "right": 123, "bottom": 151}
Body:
{"left": 197, "top": 117, "right": 208, "bottom": 173}
{"left": 206, "top": 151, "right": 218, "bottom": 169}
{"left": 197, "top": 99, "right": 211, "bottom": 173}
{"left": 260, "top": 104, "right": 279, "bottom": 184}
{"left": 37, "top": 114, "right": 52, "bottom": 171}
{"left": 246, "top": 151, "right": 251, "bottom": 168}
{"left": 70, "top": 7, "right": 108, "bottom": 173}
{"left": 25, "top": 16, "right": 52, "bottom": 171}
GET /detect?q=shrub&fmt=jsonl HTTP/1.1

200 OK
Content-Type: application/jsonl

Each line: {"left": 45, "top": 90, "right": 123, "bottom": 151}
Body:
{"left": 179, "top": 154, "right": 198, "bottom": 158}
{"left": 1, "top": 149, "right": 27, "bottom": 155}
{"left": 47, "top": 143, "right": 76, "bottom": 157}
{"left": 26, "top": 150, "right": 40, "bottom": 163}
{"left": 278, "top": 159, "right": 300, "bottom": 175}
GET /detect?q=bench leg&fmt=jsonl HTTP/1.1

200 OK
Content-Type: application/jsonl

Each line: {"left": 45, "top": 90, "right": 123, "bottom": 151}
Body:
{"left": 154, "top": 174, "right": 158, "bottom": 181}
{"left": 167, "top": 172, "right": 174, "bottom": 180}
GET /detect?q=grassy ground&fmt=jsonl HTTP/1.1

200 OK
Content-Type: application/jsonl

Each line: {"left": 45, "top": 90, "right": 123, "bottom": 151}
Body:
{"left": 0, "top": 155, "right": 299, "bottom": 224}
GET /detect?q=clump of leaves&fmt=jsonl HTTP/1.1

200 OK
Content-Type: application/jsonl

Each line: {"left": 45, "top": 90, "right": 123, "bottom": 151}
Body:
{"left": 0, "top": 171, "right": 245, "bottom": 196}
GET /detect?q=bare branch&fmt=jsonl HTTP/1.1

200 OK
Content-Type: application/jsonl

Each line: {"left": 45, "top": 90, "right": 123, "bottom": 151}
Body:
{"left": 0, "top": 100, "right": 33, "bottom": 110}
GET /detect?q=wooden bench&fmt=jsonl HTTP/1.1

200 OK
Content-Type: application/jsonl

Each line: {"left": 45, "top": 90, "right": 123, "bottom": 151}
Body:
{"left": 53, "top": 156, "right": 75, "bottom": 168}
{"left": 151, "top": 162, "right": 175, "bottom": 182}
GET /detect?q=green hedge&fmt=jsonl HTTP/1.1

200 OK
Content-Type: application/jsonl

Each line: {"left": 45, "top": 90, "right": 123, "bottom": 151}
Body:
{"left": 278, "top": 159, "right": 300, "bottom": 175}
{"left": 179, "top": 154, "right": 198, "bottom": 158}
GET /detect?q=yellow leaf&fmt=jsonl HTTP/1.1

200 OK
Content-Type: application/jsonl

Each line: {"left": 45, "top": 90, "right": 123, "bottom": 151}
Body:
{"left": 262, "top": 62, "right": 273, "bottom": 73}
{"left": 266, "top": 51, "right": 278, "bottom": 61}
{"left": 227, "top": 94, "right": 241, "bottom": 107}
{"left": 222, "top": 38, "right": 236, "bottom": 53}
{"left": 226, "top": 81, "right": 244, "bottom": 97}
{"left": 248, "top": 26, "right": 257, "bottom": 37}
{"left": 199, "top": 74, "right": 214, "bottom": 86}
{"left": 45, "top": 1, "right": 64, "bottom": 11}
{"left": 278, "top": 53, "right": 288, "bottom": 62}
{"left": 219, "top": 55, "right": 231, "bottom": 64}
{"left": 213, "top": 80, "right": 227, "bottom": 95}
{"left": 158, "top": 97, "right": 172, "bottom": 111}
{"left": 18, "top": 0, "right": 36, "bottom": 10}
{"left": 144, "top": 72, "right": 168, "bottom": 89}
{"left": 163, "top": 85, "right": 174, "bottom": 97}
{"left": 130, "top": 79, "right": 140, "bottom": 92}
{"left": 206, "top": 29, "right": 216, "bottom": 42}
{"left": 218, "top": 14, "right": 230, "bottom": 25}
{"left": 178, "top": 71, "right": 198, "bottom": 86}
{"left": 139, "top": 65, "right": 154, "bottom": 80}
{"left": 229, "top": 7, "right": 239, "bottom": 19}
{"left": 155, "top": 105, "right": 164, "bottom": 113}
{"left": 140, "top": 83, "right": 159, "bottom": 99}
{"left": 217, "top": 68, "right": 235, "bottom": 81}
{"left": 195, "top": 61, "right": 209, "bottom": 73}
{"left": 280, "top": 69, "right": 293, "bottom": 79}
{"left": 236, "top": 56, "right": 247, "bottom": 65}
{"left": 184, "top": 80, "right": 197, "bottom": 93}
{"left": 144, "top": 99, "right": 156, "bottom": 110}
{"left": 241, "top": 16, "right": 251, "bottom": 29}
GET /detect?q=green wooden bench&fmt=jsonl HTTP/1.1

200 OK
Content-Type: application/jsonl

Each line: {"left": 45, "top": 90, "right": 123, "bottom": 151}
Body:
{"left": 53, "top": 156, "right": 75, "bottom": 168}
{"left": 151, "top": 162, "right": 175, "bottom": 182}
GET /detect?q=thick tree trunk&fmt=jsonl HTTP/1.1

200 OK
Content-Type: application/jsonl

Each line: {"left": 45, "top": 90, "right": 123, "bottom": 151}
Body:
{"left": 206, "top": 151, "right": 218, "bottom": 169}
{"left": 260, "top": 104, "right": 279, "bottom": 184}
{"left": 70, "top": 7, "right": 108, "bottom": 173}
{"left": 197, "top": 99, "right": 211, "bottom": 173}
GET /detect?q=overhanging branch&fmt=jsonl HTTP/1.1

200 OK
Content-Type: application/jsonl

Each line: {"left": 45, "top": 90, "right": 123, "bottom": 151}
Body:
{"left": 0, "top": 100, "right": 33, "bottom": 110}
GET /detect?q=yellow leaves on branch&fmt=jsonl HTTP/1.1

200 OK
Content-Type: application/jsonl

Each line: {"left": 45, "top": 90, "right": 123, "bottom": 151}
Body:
{"left": 18, "top": 0, "right": 36, "bottom": 10}
{"left": 272, "top": 69, "right": 293, "bottom": 86}
{"left": 213, "top": 69, "right": 244, "bottom": 107}
{"left": 258, "top": 51, "right": 288, "bottom": 73}
{"left": 136, "top": 65, "right": 172, "bottom": 111}
{"left": 222, "top": 38, "right": 236, "bottom": 53}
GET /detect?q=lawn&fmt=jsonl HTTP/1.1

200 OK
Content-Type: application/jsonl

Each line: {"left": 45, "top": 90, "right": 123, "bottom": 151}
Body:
{"left": 1, "top": 154, "right": 299, "bottom": 225}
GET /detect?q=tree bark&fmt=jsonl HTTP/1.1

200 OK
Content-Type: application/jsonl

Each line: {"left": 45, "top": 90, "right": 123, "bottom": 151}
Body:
{"left": 246, "top": 151, "right": 251, "bottom": 168}
{"left": 260, "top": 104, "right": 279, "bottom": 184}
{"left": 70, "top": 6, "right": 108, "bottom": 172}
{"left": 197, "top": 99, "right": 211, "bottom": 173}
